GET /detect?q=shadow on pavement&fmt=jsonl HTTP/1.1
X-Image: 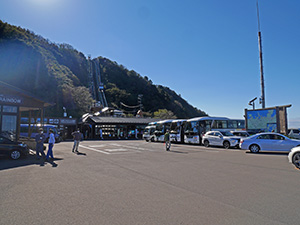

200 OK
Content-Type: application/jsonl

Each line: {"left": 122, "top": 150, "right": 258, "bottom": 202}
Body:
{"left": 74, "top": 151, "right": 86, "bottom": 156}
{"left": 169, "top": 150, "right": 188, "bottom": 154}
{"left": 245, "top": 151, "right": 288, "bottom": 156}
{"left": 0, "top": 153, "right": 63, "bottom": 171}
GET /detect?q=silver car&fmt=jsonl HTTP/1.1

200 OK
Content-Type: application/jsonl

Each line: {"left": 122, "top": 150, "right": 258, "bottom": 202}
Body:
{"left": 240, "top": 132, "right": 300, "bottom": 153}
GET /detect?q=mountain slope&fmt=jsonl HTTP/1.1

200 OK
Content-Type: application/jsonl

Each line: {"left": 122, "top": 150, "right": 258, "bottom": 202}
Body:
{"left": 0, "top": 20, "right": 207, "bottom": 118}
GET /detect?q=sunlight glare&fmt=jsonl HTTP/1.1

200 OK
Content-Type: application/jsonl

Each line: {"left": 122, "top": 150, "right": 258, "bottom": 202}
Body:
{"left": 27, "top": 0, "right": 61, "bottom": 7}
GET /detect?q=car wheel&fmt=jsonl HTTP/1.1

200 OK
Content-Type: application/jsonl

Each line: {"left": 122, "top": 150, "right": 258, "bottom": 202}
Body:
{"left": 150, "top": 137, "right": 154, "bottom": 142}
{"left": 292, "top": 152, "right": 300, "bottom": 169}
{"left": 223, "top": 141, "right": 230, "bottom": 149}
{"left": 10, "top": 150, "right": 21, "bottom": 160}
{"left": 204, "top": 140, "right": 209, "bottom": 147}
{"left": 249, "top": 144, "right": 260, "bottom": 153}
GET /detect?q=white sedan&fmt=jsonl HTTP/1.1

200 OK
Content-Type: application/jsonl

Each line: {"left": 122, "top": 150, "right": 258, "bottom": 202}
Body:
{"left": 288, "top": 146, "right": 300, "bottom": 169}
{"left": 240, "top": 132, "right": 300, "bottom": 153}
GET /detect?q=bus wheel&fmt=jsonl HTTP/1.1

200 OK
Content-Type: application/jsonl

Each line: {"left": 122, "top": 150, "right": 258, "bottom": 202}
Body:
{"left": 204, "top": 140, "right": 209, "bottom": 147}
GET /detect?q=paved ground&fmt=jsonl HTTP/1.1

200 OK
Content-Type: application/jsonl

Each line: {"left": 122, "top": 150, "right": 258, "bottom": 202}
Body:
{"left": 0, "top": 140, "right": 300, "bottom": 225}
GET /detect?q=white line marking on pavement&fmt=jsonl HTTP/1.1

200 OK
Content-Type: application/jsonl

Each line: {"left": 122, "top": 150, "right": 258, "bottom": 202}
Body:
{"left": 106, "top": 148, "right": 129, "bottom": 152}
{"left": 79, "top": 145, "right": 111, "bottom": 154}
{"left": 122, "top": 145, "right": 155, "bottom": 151}
{"left": 108, "top": 143, "right": 155, "bottom": 152}
{"left": 88, "top": 145, "right": 107, "bottom": 148}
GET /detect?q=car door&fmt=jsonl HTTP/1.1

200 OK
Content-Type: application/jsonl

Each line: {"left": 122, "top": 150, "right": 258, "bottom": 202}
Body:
{"left": 256, "top": 134, "right": 273, "bottom": 151}
{"left": 214, "top": 131, "right": 223, "bottom": 146}
{"left": 266, "top": 134, "right": 292, "bottom": 151}
{"left": 275, "top": 135, "right": 299, "bottom": 151}
{"left": 206, "top": 132, "right": 217, "bottom": 145}
{"left": 265, "top": 134, "right": 284, "bottom": 151}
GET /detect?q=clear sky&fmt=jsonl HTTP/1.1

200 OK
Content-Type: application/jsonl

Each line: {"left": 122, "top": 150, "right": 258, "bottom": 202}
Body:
{"left": 0, "top": 0, "right": 299, "bottom": 127}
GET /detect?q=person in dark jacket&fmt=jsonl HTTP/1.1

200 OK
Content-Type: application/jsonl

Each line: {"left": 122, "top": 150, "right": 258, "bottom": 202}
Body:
{"left": 71, "top": 128, "right": 82, "bottom": 153}
{"left": 35, "top": 128, "right": 46, "bottom": 160}
{"left": 164, "top": 129, "right": 171, "bottom": 151}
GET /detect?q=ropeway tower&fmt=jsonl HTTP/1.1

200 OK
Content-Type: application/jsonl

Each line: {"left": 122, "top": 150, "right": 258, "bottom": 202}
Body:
{"left": 88, "top": 56, "right": 108, "bottom": 108}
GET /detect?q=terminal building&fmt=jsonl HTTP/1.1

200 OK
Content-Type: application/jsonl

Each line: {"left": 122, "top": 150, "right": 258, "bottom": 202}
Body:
{"left": 0, "top": 81, "right": 52, "bottom": 141}
{"left": 0, "top": 81, "right": 159, "bottom": 142}
{"left": 80, "top": 114, "right": 159, "bottom": 139}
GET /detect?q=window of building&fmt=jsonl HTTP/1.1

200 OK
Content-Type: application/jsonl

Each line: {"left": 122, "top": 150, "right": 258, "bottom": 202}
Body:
{"left": 3, "top": 105, "right": 18, "bottom": 113}
{"left": 1, "top": 115, "right": 17, "bottom": 140}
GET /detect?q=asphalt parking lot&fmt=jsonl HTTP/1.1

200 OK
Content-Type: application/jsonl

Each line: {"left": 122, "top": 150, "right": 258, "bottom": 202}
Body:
{"left": 1, "top": 140, "right": 300, "bottom": 225}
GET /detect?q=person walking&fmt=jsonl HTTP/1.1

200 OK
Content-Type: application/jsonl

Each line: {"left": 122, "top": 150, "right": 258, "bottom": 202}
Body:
{"left": 35, "top": 128, "right": 46, "bottom": 160}
{"left": 99, "top": 128, "right": 103, "bottom": 139}
{"left": 72, "top": 128, "right": 82, "bottom": 153}
{"left": 164, "top": 129, "right": 171, "bottom": 151}
{"left": 46, "top": 129, "right": 55, "bottom": 161}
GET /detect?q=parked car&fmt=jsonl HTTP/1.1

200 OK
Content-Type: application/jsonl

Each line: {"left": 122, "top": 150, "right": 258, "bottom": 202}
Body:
{"left": 0, "top": 136, "right": 29, "bottom": 160}
{"left": 288, "top": 146, "right": 300, "bottom": 169}
{"left": 202, "top": 131, "right": 240, "bottom": 149}
{"left": 230, "top": 130, "right": 250, "bottom": 138}
{"left": 240, "top": 132, "right": 300, "bottom": 153}
{"left": 288, "top": 129, "right": 300, "bottom": 140}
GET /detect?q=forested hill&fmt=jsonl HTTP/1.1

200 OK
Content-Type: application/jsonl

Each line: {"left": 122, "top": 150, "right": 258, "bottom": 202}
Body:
{"left": 0, "top": 20, "right": 207, "bottom": 118}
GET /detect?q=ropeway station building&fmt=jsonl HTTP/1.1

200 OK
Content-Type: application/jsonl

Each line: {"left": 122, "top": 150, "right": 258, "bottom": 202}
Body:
{"left": 80, "top": 113, "right": 159, "bottom": 140}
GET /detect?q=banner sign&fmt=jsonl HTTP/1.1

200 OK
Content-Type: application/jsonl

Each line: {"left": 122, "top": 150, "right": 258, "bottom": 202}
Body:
{"left": 0, "top": 94, "right": 23, "bottom": 105}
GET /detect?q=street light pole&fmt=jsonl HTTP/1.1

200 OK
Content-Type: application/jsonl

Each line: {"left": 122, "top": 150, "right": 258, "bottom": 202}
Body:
{"left": 257, "top": 0, "right": 266, "bottom": 108}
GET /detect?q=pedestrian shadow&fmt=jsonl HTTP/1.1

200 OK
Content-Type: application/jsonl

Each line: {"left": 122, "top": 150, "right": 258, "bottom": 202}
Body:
{"left": 44, "top": 157, "right": 63, "bottom": 167}
{"left": 0, "top": 153, "right": 63, "bottom": 171}
{"left": 169, "top": 150, "right": 188, "bottom": 154}
{"left": 75, "top": 152, "right": 87, "bottom": 156}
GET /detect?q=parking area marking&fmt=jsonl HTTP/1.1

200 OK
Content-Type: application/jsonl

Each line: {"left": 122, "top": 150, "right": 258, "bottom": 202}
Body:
{"left": 79, "top": 145, "right": 111, "bottom": 154}
{"left": 88, "top": 145, "right": 107, "bottom": 148}
{"left": 79, "top": 142, "right": 242, "bottom": 155}
{"left": 106, "top": 148, "right": 129, "bottom": 152}
{"left": 79, "top": 143, "right": 150, "bottom": 154}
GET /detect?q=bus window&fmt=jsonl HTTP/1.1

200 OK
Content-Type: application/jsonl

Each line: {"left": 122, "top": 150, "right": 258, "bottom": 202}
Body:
{"left": 237, "top": 120, "right": 245, "bottom": 129}
{"left": 212, "top": 120, "right": 228, "bottom": 129}
{"left": 185, "top": 121, "right": 198, "bottom": 134}
{"left": 228, "top": 120, "right": 237, "bottom": 129}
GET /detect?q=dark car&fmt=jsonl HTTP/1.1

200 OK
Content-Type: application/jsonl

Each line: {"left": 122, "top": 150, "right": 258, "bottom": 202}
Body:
{"left": 230, "top": 131, "right": 250, "bottom": 137}
{"left": 0, "top": 136, "right": 29, "bottom": 160}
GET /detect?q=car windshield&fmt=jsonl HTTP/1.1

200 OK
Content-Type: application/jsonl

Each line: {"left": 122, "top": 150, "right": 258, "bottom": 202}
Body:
{"left": 220, "top": 131, "right": 234, "bottom": 136}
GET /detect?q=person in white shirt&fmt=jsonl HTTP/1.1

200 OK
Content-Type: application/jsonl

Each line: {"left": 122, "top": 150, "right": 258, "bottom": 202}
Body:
{"left": 46, "top": 129, "right": 55, "bottom": 161}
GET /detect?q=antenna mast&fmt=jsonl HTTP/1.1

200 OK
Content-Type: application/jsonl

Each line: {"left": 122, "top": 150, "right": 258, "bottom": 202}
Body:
{"left": 257, "top": 0, "right": 266, "bottom": 108}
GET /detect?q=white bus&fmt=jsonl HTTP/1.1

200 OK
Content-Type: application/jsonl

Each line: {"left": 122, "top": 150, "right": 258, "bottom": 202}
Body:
{"left": 184, "top": 117, "right": 245, "bottom": 144}
{"left": 170, "top": 119, "right": 186, "bottom": 143}
{"left": 143, "top": 124, "right": 156, "bottom": 142}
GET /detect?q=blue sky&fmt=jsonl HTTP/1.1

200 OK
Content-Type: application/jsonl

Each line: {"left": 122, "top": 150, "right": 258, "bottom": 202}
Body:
{"left": 0, "top": 0, "right": 299, "bottom": 127}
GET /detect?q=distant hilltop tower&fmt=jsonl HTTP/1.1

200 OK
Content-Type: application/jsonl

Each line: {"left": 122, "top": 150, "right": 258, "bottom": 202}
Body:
{"left": 88, "top": 56, "right": 108, "bottom": 108}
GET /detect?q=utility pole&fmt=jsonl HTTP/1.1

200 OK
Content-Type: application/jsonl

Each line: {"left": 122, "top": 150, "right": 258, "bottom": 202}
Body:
{"left": 257, "top": 0, "right": 266, "bottom": 108}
